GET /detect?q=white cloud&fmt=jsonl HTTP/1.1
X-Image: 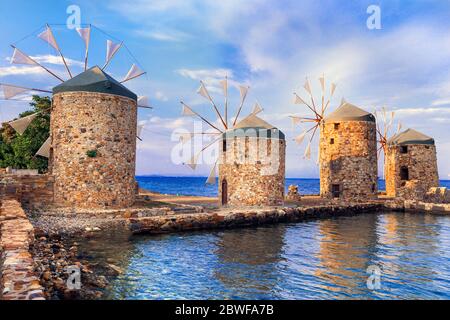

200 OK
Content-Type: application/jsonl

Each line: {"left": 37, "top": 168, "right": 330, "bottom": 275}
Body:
{"left": 108, "top": 0, "right": 450, "bottom": 177}
{"left": 155, "top": 91, "right": 169, "bottom": 101}
{"left": 135, "top": 29, "right": 190, "bottom": 42}
{"left": 0, "top": 65, "right": 45, "bottom": 77}
{"left": 30, "top": 55, "right": 84, "bottom": 68}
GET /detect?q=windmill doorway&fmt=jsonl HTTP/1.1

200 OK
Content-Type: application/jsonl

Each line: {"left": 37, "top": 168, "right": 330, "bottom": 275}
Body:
{"left": 221, "top": 179, "right": 228, "bottom": 206}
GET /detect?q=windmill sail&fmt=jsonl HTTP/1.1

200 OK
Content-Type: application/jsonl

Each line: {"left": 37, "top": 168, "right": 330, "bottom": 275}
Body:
{"left": 293, "top": 93, "right": 307, "bottom": 105}
{"left": 304, "top": 142, "right": 311, "bottom": 160}
{"left": 239, "top": 85, "right": 249, "bottom": 103}
{"left": 76, "top": 26, "right": 91, "bottom": 71}
{"left": 10, "top": 48, "right": 37, "bottom": 65}
{"left": 251, "top": 102, "right": 263, "bottom": 115}
{"left": 38, "top": 25, "right": 59, "bottom": 50}
{"left": 197, "top": 82, "right": 211, "bottom": 100}
{"left": 103, "top": 40, "right": 122, "bottom": 69}
{"left": 38, "top": 25, "right": 72, "bottom": 78}
{"left": 36, "top": 137, "right": 51, "bottom": 158}
{"left": 137, "top": 96, "right": 151, "bottom": 108}
{"left": 76, "top": 27, "right": 91, "bottom": 48}
{"left": 206, "top": 162, "right": 217, "bottom": 185}
{"left": 330, "top": 83, "right": 337, "bottom": 96}
{"left": 182, "top": 104, "right": 196, "bottom": 116}
{"left": 295, "top": 131, "right": 307, "bottom": 145}
{"left": 9, "top": 113, "right": 39, "bottom": 135}
{"left": 1, "top": 84, "right": 30, "bottom": 100}
{"left": 304, "top": 78, "right": 312, "bottom": 94}
{"left": 122, "top": 64, "right": 145, "bottom": 83}
{"left": 290, "top": 116, "right": 302, "bottom": 126}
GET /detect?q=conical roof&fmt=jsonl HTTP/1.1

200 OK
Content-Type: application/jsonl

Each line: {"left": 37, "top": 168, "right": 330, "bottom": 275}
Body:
{"left": 388, "top": 128, "right": 434, "bottom": 146}
{"left": 234, "top": 113, "right": 275, "bottom": 130}
{"left": 53, "top": 66, "right": 137, "bottom": 100}
{"left": 324, "top": 102, "right": 375, "bottom": 122}
{"left": 225, "top": 114, "right": 285, "bottom": 140}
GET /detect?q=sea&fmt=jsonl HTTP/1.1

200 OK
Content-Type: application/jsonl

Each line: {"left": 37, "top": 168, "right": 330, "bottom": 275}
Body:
{"left": 69, "top": 176, "right": 450, "bottom": 299}
{"left": 136, "top": 176, "right": 450, "bottom": 197}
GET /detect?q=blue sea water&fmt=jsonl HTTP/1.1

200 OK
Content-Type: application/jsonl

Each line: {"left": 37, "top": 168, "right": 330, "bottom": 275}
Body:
{"left": 69, "top": 176, "right": 450, "bottom": 300}
{"left": 136, "top": 176, "right": 450, "bottom": 197}
{"left": 77, "top": 211, "right": 450, "bottom": 300}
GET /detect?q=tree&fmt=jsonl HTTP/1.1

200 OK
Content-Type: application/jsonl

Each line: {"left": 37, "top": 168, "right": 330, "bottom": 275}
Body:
{"left": 0, "top": 95, "right": 51, "bottom": 173}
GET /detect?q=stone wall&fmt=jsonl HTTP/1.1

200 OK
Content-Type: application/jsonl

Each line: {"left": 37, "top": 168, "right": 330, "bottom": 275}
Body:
{"left": 0, "top": 199, "right": 45, "bottom": 300}
{"left": 385, "top": 144, "right": 439, "bottom": 199}
{"left": 320, "top": 120, "right": 378, "bottom": 200}
{"left": 51, "top": 92, "right": 137, "bottom": 209}
{"left": 425, "top": 187, "right": 450, "bottom": 204}
{"left": 218, "top": 137, "right": 285, "bottom": 206}
{"left": 0, "top": 174, "right": 54, "bottom": 207}
{"left": 130, "top": 203, "right": 382, "bottom": 234}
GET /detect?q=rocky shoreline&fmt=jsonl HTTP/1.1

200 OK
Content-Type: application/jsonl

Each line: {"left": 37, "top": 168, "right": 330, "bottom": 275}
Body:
{"left": 31, "top": 231, "right": 125, "bottom": 300}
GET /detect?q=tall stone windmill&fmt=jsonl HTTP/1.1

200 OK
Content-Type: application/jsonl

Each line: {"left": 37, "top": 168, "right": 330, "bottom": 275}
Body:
{"left": 1, "top": 24, "right": 151, "bottom": 209}
{"left": 291, "top": 75, "right": 378, "bottom": 201}
{"left": 180, "top": 78, "right": 285, "bottom": 207}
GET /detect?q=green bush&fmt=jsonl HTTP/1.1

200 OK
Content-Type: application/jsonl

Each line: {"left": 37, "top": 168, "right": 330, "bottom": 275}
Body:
{"left": 86, "top": 150, "right": 98, "bottom": 158}
{"left": 0, "top": 95, "right": 50, "bottom": 173}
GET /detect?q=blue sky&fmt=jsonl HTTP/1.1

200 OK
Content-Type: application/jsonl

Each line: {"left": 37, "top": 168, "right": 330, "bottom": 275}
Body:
{"left": 0, "top": 0, "right": 449, "bottom": 178}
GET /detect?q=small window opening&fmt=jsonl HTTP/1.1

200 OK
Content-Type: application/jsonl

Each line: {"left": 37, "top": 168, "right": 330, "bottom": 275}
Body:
{"left": 334, "top": 123, "right": 340, "bottom": 130}
{"left": 400, "top": 146, "right": 408, "bottom": 154}
{"left": 222, "top": 140, "right": 227, "bottom": 152}
{"left": 400, "top": 166, "right": 409, "bottom": 181}
{"left": 330, "top": 138, "right": 335, "bottom": 145}
{"left": 332, "top": 184, "right": 341, "bottom": 198}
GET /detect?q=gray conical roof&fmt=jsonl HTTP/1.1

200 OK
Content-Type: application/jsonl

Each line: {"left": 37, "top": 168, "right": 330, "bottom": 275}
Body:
{"left": 388, "top": 128, "right": 434, "bottom": 145}
{"left": 224, "top": 114, "right": 285, "bottom": 140}
{"left": 234, "top": 113, "right": 275, "bottom": 130}
{"left": 53, "top": 66, "right": 137, "bottom": 100}
{"left": 325, "top": 102, "right": 375, "bottom": 122}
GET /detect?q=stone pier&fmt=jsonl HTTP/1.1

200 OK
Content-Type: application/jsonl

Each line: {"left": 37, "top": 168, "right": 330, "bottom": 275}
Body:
{"left": 0, "top": 199, "right": 45, "bottom": 300}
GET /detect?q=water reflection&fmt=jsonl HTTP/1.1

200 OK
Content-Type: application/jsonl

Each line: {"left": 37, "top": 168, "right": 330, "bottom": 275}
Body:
{"left": 214, "top": 226, "right": 287, "bottom": 299}
{"left": 73, "top": 212, "right": 450, "bottom": 299}
{"left": 315, "top": 214, "right": 379, "bottom": 298}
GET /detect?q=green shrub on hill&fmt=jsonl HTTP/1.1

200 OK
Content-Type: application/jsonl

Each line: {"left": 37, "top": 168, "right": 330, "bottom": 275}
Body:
{"left": 0, "top": 95, "right": 51, "bottom": 173}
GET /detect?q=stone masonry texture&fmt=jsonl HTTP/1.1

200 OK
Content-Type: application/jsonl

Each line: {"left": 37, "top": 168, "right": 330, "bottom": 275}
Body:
{"left": 320, "top": 120, "right": 378, "bottom": 200}
{"left": 385, "top": 144, "right": 439, "bottom": 199}
{"left": 0, "top": 199, "right": 45, "bottom": 300}
{"left": 51, "top": 92, "right": 137, "bottom": 209}
{"left": 0, "top": 174, "right": 54, "bottom": 207}
{"left": 218, "top": 136, "right": 285, "bottom": 207}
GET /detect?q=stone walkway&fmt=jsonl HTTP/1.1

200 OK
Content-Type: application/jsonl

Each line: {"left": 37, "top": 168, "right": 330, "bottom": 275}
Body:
{"left": 0, "top": 199, "right": 45, "bottom": 300}
{"left": 130, "top": 203, "right": 384, "bottom": 234}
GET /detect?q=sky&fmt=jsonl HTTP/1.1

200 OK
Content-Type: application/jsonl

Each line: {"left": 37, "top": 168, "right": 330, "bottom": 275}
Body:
{"left": 0, "top": 0, "right": 449, "bottom": 179}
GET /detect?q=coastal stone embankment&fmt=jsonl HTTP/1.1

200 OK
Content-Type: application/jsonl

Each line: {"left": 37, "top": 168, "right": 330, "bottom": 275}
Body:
{"left": 0, "top": 199, "right": 45, "bottom": 300}
{"left": 404, "top": 200, "right": 450, "bottom": 213}
{"left": 130, "top": 203, "right": 384, "bottom": 234}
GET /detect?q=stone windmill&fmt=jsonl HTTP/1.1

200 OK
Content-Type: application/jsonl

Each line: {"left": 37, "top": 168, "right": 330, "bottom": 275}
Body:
{"left": 291, "top": 76, "right": 378, "bottom": 200}
{"left": 0, "top": 24, "right": 151, "bottom": 208}
{"left": 180, "top": 78, "right": 286, "bottom": 206}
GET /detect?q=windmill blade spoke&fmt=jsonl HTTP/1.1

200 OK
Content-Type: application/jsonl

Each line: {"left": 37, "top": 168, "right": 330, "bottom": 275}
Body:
{"left": 10, "top": 45, "right": 64, "bottom": 82}
{"left": 232, "top": 85, "right": 250, "bottom": 127}
{"left": 180, "top": 101, "right": 223, "bottom": 133}
{"left": 198, "top": 81, "right": 227, "bottom": 129}
{"left": 206, "top": 160, "right": 218, "bottom": 185}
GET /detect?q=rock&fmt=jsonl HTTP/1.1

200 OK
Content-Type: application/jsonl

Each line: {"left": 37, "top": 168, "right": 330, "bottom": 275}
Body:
{"left": 43, "top": 271, "right": 52, "bottom": 281}
{"left": 123, "top": 210, "right": 132, "bottom": 219}
{"left": 107, "top": 264, "right": 124, "bottom": 275}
